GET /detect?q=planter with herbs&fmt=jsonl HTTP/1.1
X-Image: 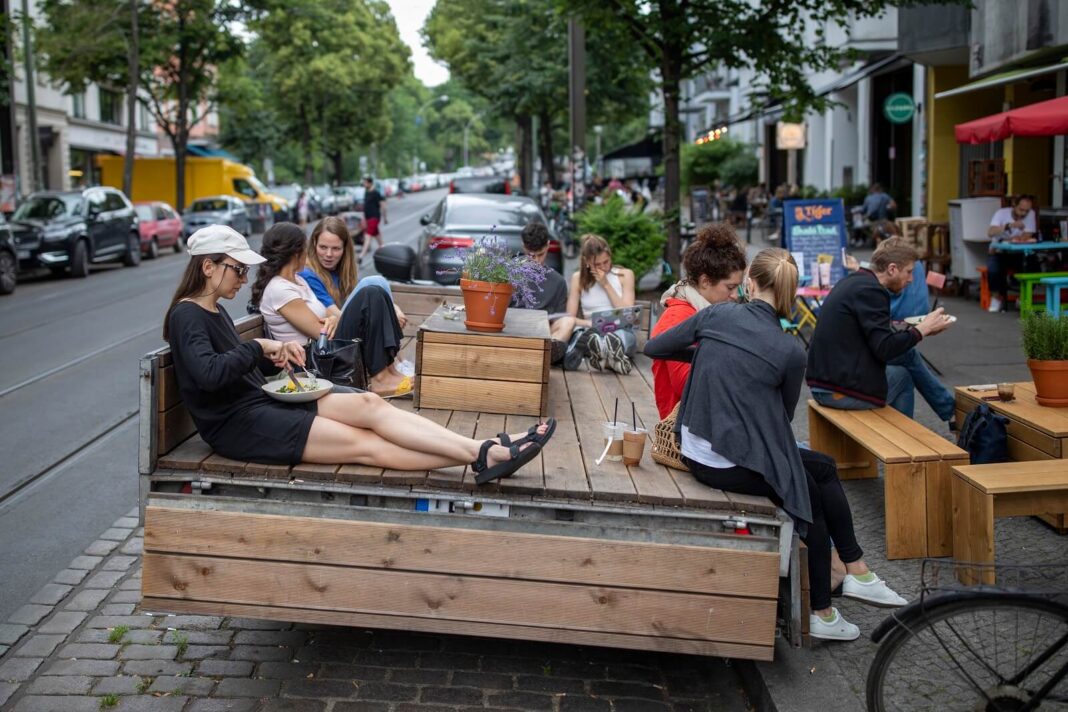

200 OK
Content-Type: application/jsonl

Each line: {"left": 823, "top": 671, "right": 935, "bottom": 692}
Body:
{"left": 1022, "top": 311, "right": 1068, "bottom": 406}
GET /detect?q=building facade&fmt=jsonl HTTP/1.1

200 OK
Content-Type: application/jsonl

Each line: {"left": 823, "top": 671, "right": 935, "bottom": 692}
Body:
{"left": 4, "top": 0, "right": 160, "bottom": 201}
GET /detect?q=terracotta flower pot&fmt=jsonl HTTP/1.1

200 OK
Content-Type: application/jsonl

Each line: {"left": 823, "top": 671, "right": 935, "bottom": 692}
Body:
{"left": 1027, "top": 359, "right": 1068, "bottom": 407}
{"left": 460, "top": 278, "right": 513, "bottom": 333}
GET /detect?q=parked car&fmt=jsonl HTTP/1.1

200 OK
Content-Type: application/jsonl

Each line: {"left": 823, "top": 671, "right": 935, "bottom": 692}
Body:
{"left": 339, "top": 184, "right": 367, "bottom": 212}
{"left": 0, "top": 214, "right": 18, "bottom": 294}
{"left": 416, "top": 193, "right": 563, "bottom": 285}
{"left": 449, "top": 175, "right": 511, "bottom": 195}
{"left": 134, "top": 201, "right": 184, "bottom": 258}
{"left": 10, "top": 187, "right": 141, "bottom": 278}
{"left": 331, "top": 186, "right": 354, "bottom": 213}
{"left": 183, "top": 196, "right": 250, "bottom": 238}
{"left": 313, "top": 185, "right": 337, "bottom": 215}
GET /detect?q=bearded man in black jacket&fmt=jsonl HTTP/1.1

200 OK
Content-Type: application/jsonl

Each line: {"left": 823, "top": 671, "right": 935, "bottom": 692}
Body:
{"left": 807, "top": 237, "right": 953, "bottom": 413}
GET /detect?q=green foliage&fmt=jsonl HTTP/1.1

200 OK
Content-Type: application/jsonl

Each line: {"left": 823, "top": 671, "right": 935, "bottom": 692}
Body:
{"left": 99, "top": 694, "right": 119, "bottom": 709}
{"left": 106, "top": 625, "right": 128, "bottom": 644}
{"left": 171, "top": 631, "right": 189, "bottom": 658}
{"left": 575, "top": 196, "right": 666, "bottom": 279}
{"left": 681, "top": 139, "right": 757, "bottom": 191}
{"left": 831, "top": 184, "right": 869, "bottom": 207}
{"left": 1021, "top": 312, "right": 1068, "bottom": 361}
{"left": 35, "top": 0, "right": 131, "bottom": 92}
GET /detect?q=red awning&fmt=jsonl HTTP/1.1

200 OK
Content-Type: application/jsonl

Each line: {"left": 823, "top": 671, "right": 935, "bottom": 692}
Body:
{"left": 955, "top": 95, "right": 1068, "bottom": 144}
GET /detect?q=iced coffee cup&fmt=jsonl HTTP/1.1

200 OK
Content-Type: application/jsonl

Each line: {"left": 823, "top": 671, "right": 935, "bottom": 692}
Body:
{"left": 622, "top": 428, "right": 647, "bottom": 466}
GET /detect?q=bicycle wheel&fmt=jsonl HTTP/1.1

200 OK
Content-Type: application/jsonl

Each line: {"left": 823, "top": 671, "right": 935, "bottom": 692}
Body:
{"left": 867, "top": 595, "right": 1068, "bottom": 711}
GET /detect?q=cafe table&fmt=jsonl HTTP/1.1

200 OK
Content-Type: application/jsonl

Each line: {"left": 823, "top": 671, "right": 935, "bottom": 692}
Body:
{"left": 954, "top": 381, "right": 1068, "bottom": 532}
{"left": 990, "top": 240, "right": 1066, "bottom": 255}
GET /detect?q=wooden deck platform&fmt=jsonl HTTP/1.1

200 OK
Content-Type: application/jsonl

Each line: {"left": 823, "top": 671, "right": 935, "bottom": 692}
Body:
{"left": 139, "top": 284, "right": 797, "bottom": 661}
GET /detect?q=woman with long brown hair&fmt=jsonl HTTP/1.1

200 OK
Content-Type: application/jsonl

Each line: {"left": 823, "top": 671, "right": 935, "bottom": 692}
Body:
{"left": 644, "top": 248, "right": 905, "bottom": 642}
{"left": 251, "top": 222, "right": 410, "bottom": 398}
{"left": 563, "top": 234, "right": 636, "bottom": 373}
{"left": 164, "top": 225, "right": 554, "bottom": 484}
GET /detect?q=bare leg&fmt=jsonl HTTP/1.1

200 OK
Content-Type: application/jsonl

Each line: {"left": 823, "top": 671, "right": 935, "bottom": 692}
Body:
{"left": 830, "top": 549, "right": 846, "bottom": 591}
{"left": 316, "top": 392, "right": 546, "bottom": 463}
{"left": 302, "top": 417, "right": 463, "bottom": 469}
{"left": 550, "top": 316, "right": 576, "bottom": 342}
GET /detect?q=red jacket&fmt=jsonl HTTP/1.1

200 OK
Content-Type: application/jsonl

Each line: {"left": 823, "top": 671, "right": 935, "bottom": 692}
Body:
{"left": 651, "top": 298, "right": 697, "bottom": 418}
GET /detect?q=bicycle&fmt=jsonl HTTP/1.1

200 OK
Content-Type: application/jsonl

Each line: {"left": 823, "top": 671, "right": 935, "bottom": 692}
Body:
{"left": 866, "top": 560, "right": 1068, "bottom": 711}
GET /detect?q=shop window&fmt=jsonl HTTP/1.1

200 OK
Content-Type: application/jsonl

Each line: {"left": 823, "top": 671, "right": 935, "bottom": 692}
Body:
{"left": 99, "top": 89, "right": 122, "bottom": 125}
{"left": 72, "top": 92, "right": 86, "bottom": 119}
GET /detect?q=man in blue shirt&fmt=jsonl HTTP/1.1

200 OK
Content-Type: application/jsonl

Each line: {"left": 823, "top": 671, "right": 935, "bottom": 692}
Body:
{"left": 862, "top": 183, "right": 894, "bottom": 222}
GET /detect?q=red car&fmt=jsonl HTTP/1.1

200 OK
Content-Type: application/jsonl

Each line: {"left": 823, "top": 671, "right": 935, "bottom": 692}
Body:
{"left": 134, "top": 201, "right": 184, "bottom": 258}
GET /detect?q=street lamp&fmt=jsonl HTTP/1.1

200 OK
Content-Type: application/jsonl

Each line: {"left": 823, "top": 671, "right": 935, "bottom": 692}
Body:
{"left": 414, "top": 95, "right": 449, "bottom": 175}
{"left": 462, "top": 110, "right": 485, "bottom": 168}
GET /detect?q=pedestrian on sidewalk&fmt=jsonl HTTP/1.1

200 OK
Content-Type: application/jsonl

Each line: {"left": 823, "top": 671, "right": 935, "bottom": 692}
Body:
{"left": 357, "top": 177, "right": 387, "bottom": 264}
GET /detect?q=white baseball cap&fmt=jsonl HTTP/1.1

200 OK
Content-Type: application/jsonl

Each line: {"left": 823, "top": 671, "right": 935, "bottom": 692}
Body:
{"left": 187, "top": 225, "right": 265, "bottom": 265}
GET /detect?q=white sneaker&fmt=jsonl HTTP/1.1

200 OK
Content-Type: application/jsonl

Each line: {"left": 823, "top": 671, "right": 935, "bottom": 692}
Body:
{"left": 987, "top": 297, "right": 1003, "bottom": 313}
{"left": 809, "top": 608, "right": 860, "bottom": 641}
{"left": 586, "top": 333, "right": 606, "bottom": 371}
{"left": 842, "top": 573, "right": 908, "bottom": 608}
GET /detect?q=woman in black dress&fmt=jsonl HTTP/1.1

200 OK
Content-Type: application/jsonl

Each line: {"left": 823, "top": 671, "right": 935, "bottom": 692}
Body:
{"left": 163, "top": 225, "right": 553, "bottom": 484}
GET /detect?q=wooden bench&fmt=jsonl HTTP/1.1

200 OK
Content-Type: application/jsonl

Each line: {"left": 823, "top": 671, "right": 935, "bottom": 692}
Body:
{"left": 138, "top": 283, "right": 803, "bottom": 661}
{"left": 808, "top": 400, "right": 969, "bottom": 560}
{"left": 951, "top": 461, "right": 1068, "bottom": 584}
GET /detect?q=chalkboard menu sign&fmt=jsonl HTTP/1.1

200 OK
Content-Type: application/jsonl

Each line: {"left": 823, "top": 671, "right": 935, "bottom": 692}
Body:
{"left": 782, "top": 199, "right": 848, "bottom": 286}
{"left": 690, "top": 186, "right": 713, "bottom": 226}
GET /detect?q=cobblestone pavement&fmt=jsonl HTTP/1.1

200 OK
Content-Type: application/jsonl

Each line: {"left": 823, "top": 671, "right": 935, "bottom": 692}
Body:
{"left": 0, "top": 510, "right": 750, "bottom": 712}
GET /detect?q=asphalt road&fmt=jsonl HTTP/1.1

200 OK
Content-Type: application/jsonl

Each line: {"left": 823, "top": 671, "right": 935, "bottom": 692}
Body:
{"left": 0, "top": 186, "right": 446, "bottom": 622}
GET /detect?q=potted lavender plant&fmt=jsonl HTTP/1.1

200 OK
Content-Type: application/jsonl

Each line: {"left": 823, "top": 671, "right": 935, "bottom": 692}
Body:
{"left": 459, "top": 235, "right": 547, "bottom": 332}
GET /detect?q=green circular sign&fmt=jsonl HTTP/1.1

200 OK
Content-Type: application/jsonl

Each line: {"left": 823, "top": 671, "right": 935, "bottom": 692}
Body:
{"left": 884, "top": 92, "right": 915, "bottom": 124}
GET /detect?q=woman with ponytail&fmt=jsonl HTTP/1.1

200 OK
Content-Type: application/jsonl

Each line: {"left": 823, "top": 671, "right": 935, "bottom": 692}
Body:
{"left": 644, "top": 248, "right": 906, "bottom": 642}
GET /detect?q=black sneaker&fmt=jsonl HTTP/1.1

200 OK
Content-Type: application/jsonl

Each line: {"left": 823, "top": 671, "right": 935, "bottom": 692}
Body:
{"left": 562, "top": 329, "right": 593, "bottom": 371}
{"left": 602, "top": 332, "right": 632, "bottom": 375}
{"left": 550, "top": 339, "right": 566, "bottom": 365}
{"left": 585, "top": 333, "right": 606, "bottom": 371}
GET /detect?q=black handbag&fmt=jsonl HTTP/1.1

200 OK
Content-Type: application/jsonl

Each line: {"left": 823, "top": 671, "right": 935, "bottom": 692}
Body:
{"left": 305, "top": 338, "right": 367, "bottom": 390}
{"left": 957, "top": 404, "right": 1009, "bottom": 465}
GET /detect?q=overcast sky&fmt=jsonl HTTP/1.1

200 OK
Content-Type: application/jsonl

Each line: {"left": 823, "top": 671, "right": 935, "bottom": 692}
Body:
{"left": 387, "top": 0, "right": 450, "bottom": 87}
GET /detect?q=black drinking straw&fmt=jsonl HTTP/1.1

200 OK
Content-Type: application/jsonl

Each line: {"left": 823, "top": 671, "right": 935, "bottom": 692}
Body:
{"left": 632, "top": 402, "right": 637, "bottom": 431}
{"left": 613, "top": 398, "right": 619, "bottom": 426}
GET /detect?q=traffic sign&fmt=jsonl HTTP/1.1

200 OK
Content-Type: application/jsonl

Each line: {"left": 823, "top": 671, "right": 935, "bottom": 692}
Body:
{"left": 883, "top": 93, "right": 915, "bottom": 124}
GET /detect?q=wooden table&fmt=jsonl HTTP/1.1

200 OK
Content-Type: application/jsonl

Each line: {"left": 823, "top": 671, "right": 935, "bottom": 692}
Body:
{"left": 415, "top": 305, "right": 551, "bottom": 417}
{"left": 955, "top": 382, "right": 1068, "bottom": 531}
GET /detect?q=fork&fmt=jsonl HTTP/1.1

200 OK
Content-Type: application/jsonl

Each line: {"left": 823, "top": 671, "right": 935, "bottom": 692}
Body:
{"left": 284, "top": 365, "right": 306, "bottom": 392}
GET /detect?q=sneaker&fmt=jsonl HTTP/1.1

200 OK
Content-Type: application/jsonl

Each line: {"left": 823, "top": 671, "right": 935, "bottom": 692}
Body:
{"left": 810, "top": 608, "right": 860, "bottom": 641}
{"left": 987, "top": 297, "right": 1003, "bottom": 313}
{"left": 842, "top": 573, "right": 908, "bottom": 607}
{"left": 586, "top": 333, "right": 606, "bottom": 371}
{"left": 563, "top": 329, "right": 594, "bottom": 371}
{"left": 550, "top": 339, "right": 566, "bottom": 365}
{"left": 602, "top": 332, "right": 633, "bottom": 375}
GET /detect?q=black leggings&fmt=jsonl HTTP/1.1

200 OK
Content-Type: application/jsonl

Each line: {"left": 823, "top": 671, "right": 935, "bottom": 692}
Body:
{"left": 683, "top": 448, "right": 863, "bottom": 611}
{"left": 335, "top": 285, "right": 403, "bottom": 378}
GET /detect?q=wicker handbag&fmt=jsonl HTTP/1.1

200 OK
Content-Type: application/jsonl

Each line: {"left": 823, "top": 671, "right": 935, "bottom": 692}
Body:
{"left": 651, "top": 401, "right": 689, "bottom": 471}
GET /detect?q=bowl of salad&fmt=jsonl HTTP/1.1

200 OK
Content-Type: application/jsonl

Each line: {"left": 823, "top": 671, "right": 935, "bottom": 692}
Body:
{"left": 262, "top": 375, "right": 333, "bottom": 403}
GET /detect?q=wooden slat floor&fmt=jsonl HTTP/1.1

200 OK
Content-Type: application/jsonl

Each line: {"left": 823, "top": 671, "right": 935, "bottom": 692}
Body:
{"left": 156, "top": 335, "right": 775, "bottom": 516}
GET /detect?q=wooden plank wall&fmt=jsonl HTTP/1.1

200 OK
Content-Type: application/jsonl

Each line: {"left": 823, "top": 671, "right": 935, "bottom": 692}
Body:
{"left": 143, "top": 506, "right": 780, "bottom": 660}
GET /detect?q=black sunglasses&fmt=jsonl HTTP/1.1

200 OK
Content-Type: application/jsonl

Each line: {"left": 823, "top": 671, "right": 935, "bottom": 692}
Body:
{"left": 221, "top": 262, "right": 250, "bottom": 278}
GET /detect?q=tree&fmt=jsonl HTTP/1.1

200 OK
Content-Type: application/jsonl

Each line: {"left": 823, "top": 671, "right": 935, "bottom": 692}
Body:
{"left": 35, "top": 0, "right": 139, "bottom": 194}
{"left": 567, "top": 0, "right": 919, "bottom": 273}
{"left": 249, "top": 0, "right": 408, "bottom": 185}
{"left": 139, "top": 0, "right": 242, "bottom": 210}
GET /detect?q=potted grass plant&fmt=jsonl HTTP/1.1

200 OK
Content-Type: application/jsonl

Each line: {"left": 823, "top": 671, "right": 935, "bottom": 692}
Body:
{"left": 1021, "top": 311, "right": 1068, "bottom": 406}
{"left": 458, "top": 235, "right": 547, "bottom": 332}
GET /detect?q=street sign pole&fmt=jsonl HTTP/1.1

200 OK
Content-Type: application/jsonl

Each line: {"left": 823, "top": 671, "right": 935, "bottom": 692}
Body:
{"left": 568, "top": 16, "right": 586, "bottom": 212}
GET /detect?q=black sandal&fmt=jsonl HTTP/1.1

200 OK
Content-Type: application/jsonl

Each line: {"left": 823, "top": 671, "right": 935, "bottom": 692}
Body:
{"left": 496, "top": 418, "right": 557, "bottom": 449}
{"left": 473, "top": 440, "right": 543, "bottom": 485}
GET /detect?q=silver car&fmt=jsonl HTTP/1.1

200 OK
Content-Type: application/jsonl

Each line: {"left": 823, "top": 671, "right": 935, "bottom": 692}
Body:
{"left": 183, "top": 196, "right": 250, "bottom": 237}
{"left": 416, "top": 193, "right": 564, "bottom": 285}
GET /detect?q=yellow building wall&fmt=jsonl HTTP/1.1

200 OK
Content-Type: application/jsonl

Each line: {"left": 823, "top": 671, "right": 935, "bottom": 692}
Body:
{"left": 925, "top": 66, "right": 1004, "bottom": 222}
{"left": 1002, "top": 83, "right": 1054, "bottom": 203}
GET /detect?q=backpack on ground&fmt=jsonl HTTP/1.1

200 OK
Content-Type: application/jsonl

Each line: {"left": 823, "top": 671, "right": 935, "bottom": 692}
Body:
{"left": 957, "top": 404, "right": 1009, "bottom": 464}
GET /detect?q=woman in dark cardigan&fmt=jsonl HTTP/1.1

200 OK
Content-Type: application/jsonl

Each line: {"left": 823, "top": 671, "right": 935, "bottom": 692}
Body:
{"left": 163, "top": 225, "right": 553, "bottom": 484}
{"left": 643, "top": 248, "right": 905, "bottom": 642}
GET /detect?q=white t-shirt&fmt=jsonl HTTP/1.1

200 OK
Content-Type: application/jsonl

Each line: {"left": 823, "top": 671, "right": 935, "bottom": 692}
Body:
{"left": 989, "top": 207, "right": 1036, "bottom": 241}
{"left": 260, "top": 275, "right": 326, "bottom": 344}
